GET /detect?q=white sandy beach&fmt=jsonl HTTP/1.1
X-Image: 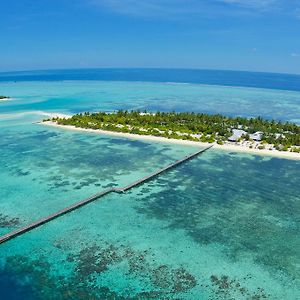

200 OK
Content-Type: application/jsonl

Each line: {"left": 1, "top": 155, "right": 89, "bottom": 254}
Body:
{"left": 41, "top": 121, "right": 300, "bottom": 161}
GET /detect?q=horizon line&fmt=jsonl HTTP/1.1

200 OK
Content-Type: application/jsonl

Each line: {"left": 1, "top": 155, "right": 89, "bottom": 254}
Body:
{"left": 1, "top": 67, "right": 300, "bottom": 77}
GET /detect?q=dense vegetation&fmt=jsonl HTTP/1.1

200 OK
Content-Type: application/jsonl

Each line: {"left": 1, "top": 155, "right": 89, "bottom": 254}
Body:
{"left": 0, "top": 96, "right": 9, "bottom": 100}
{"left": 50, "top": 111, "right": 300, "bottom": 152}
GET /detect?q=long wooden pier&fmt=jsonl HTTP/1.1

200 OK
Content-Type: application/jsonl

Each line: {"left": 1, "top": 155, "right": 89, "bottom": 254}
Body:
{"left": 0, "top": 145, "right": 213, "bottom": 245}
{"left": 116, "top": 145, "right": 213, "bottom": 192}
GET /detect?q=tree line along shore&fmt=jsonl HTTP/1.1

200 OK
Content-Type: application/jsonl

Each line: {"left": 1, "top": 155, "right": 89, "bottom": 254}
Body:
{"left": 47, "top": 111, "right": 300, "bottom": 153}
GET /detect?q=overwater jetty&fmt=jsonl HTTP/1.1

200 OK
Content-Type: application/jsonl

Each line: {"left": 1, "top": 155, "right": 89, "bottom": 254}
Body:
{"left": 0, "top": 145, "right": 213, "bottom": 245}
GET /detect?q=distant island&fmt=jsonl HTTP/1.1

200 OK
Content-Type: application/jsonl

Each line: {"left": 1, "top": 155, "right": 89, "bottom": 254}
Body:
{"left": 0, "top": 96, "right": 10, "bottom": 101}
{"left": 43, "top": 111, "right": 300, "bottom": 158}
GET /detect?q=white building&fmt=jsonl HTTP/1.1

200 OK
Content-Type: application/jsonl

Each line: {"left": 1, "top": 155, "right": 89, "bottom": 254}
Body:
{"left": 228, "top": 129, "right": 247, "bottom": 142}
{"left": 249, "top": 131, "right": 263, "bottom": 141}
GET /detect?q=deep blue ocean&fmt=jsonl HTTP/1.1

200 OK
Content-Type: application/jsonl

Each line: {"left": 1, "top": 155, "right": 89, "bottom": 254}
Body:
{"left": 1, "top": 68, "right": 300, "bottom": 92}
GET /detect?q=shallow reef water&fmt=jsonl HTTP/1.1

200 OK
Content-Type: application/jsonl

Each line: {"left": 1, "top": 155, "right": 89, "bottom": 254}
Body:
{"left": 0, "top": 80, "right": 299, "bottom": 299}
{"left": 0, "top": 144, "right": 299, "bottom": 299}
{"left": 1, "top": 80, "right": 300, "bottom": 123}
{"left": 0, "top": 121, "right": 193, "bottom": 234}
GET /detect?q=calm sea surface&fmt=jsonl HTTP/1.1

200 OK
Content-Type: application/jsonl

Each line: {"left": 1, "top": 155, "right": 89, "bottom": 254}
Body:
{"left": 0, "top": 69, "right": 299, "bottom": 299}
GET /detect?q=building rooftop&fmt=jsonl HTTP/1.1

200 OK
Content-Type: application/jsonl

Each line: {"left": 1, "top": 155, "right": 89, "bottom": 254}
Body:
{"left": 228, "top": 129, "right": 247, "bottom": 142}
{"left": 249, "top": 131, "right": 263, "bottom": 141}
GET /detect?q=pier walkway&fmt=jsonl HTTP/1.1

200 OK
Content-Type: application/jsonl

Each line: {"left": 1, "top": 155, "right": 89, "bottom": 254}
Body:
{"left": 0, "top": 145, "right": 213, "bottom": 245}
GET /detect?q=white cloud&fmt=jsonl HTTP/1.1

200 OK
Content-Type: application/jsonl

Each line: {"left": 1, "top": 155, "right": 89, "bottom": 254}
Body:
{"left": 216, "top": 0, "right": 277, "bottom": 9}
{"left": 90, "top": 0, "right": 206, "bottom": 17}
{"left": 88, "top": 0, "right": 296, "bottom": 18}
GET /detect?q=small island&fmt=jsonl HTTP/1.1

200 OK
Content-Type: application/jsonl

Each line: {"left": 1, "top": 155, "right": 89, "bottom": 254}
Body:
{"left": 44, "top": 110, "right": 300, "bottom": 158}
{"left": 0, "top": 96, "right": 10, "bottom": 101}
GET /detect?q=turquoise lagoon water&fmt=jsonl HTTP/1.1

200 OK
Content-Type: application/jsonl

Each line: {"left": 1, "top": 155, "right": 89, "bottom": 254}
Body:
{"left": 0, "top": 81, "right": 300, "bottom": 123}
{"left": 0, "top": 79, "right": 300, "bottom": 299}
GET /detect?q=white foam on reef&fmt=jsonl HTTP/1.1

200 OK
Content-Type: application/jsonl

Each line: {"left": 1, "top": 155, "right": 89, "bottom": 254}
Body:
{"left": 165, "top": 82, "right": 190, "bottom": 85}
{"left": 0, "top": 111, "right": 71, "bottom": 120}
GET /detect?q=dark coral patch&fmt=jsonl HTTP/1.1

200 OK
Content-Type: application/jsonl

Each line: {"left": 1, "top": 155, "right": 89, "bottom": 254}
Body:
{"left": 0, "top": 214, "right": 20, "bottom": 228}
{"left": 210, "top": 275, "right": 269, "bottom": 299}
{"left": 3, "top": 241, "right": 198, "bottom": 299}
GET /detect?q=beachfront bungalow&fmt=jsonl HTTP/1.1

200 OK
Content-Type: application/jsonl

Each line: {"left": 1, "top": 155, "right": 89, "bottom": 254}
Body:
{"left": 228, "top": 129, "right": 247, "bottom": 142}
{"left": 249, "top": 131, "right": 263, "bottom": 141}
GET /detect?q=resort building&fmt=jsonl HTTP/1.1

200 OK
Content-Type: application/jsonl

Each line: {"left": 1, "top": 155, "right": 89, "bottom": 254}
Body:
{"left": 228, "top": 130, "right": 263, "bottom": 142}
{"left": 249, "top": 131, "right": 263, "bottom": 141}
{"left": 228, "top": 129, "right": 247, "bottom": 142}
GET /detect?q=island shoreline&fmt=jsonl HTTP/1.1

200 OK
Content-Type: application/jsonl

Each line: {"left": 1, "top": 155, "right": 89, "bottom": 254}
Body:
{"left": 0, "top": 97, "right": 11, "bottom": 102}
{"left": 41, "top": 121, "right": 300, "bottom": 161}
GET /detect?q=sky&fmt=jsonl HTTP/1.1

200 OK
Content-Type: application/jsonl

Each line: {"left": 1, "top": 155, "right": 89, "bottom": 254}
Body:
{"left": 0, "top": 0, "right": 300, "bottom": 74}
